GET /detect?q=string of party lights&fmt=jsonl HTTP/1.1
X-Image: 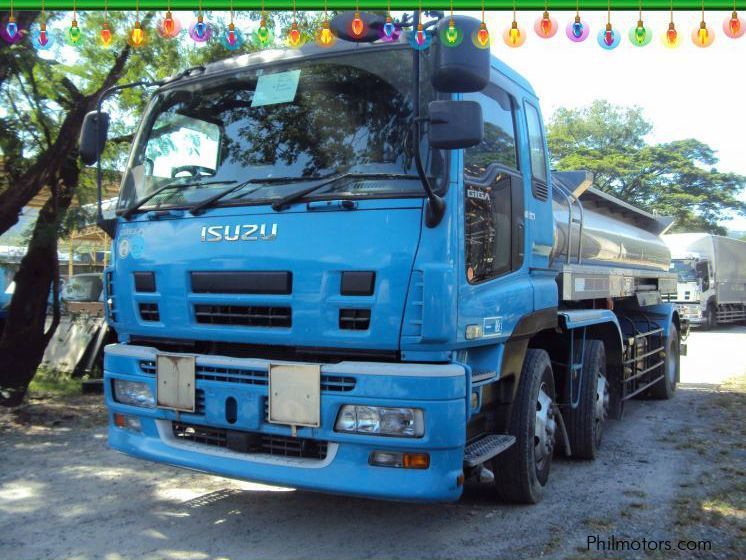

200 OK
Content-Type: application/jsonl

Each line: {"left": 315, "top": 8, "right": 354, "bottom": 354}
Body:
{"left": 2, "top": 2, "right": 744, "bottom": 51}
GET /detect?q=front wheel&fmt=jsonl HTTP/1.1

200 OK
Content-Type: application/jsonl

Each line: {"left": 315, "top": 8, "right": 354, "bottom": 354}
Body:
{"left": 702, "top": 305, "right": 716, "bottom": 330}
{"left": 492, "top": 349, "right": 556, "bottom": 504}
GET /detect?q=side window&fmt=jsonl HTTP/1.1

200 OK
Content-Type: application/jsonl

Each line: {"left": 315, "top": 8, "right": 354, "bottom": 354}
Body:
{"left": 463, "top": 88, "right": 518, "bottom": 177}
{"left": 465, "top": 174, "right": 513, "bottom": 283}
{"left": 525, "top": 102, "right": 548, "bottom": 183}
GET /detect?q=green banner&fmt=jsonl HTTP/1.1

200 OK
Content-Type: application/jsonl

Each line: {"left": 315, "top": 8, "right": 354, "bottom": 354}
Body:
{"left": 1, "top": 2, "right": 741, "bottom": 11}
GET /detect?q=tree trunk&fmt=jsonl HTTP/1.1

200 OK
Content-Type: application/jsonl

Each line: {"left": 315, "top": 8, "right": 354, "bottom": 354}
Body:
{"left": 0, "top": 158, "right": 77, "bottom": 406}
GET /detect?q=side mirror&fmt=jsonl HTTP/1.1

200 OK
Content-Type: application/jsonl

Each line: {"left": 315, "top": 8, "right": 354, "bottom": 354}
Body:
{"left": 431, "top": 16, "right": 491, "bottom": 93}
{"left": 428, "top": 100, "right": 483, "bottom": 149}
{"left": 79, "top": 111, "right": 110, "bottom": 166}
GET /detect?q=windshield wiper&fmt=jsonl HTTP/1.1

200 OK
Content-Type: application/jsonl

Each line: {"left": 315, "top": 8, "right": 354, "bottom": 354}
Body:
{"left": 118, "top": 180, "right": 236, "bottom": 220}
{"left": 189, "top": 173, "right": 336, "bottom": 215}
{"left": 271, "top": 173, "right": 421, "bottom": 212}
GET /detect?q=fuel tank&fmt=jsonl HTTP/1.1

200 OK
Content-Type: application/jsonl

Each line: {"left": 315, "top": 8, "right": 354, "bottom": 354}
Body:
{"left": 549, "top": 172, "right": 672, "bottom": 272}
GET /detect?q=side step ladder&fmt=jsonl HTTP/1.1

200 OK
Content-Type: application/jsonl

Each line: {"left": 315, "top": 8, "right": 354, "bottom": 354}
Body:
{"left": 463, "top": 434, "right": 516, "bottom": 467}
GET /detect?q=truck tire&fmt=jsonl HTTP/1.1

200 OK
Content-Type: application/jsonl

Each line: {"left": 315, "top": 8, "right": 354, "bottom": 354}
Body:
{"left": 702, "top": 304, "right": 716, "bottom": 330}
{"left": 649, "top": 324, "right": 679, "bottom": 399}
{"left": 565, "top": 340, "right": 608, "bottom": 460}
{"left": 492, "top": 349, "right": 556, "bottom": 504}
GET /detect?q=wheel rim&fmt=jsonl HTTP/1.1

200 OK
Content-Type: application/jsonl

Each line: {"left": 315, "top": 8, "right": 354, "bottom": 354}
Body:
{"left": 595, "top": 371, "right": 609, "bottom": 433}
{"left": 534, "top": 382, "right": 556, "bottom": 470}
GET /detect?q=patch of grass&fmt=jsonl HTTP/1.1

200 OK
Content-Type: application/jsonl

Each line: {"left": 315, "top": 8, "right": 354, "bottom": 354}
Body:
{"left": 28, "top": 366, "right": 81, "bottom": 398}
{"left": 583, "top": 516, "right": 615, "bottom": 531}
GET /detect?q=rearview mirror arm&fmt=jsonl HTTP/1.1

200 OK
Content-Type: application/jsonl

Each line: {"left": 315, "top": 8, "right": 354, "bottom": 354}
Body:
{"left": 412, "top": 10, "right": 446, "bottom": 228}
{"left": 94, "top": 80, "right": 163, "bottom": 237}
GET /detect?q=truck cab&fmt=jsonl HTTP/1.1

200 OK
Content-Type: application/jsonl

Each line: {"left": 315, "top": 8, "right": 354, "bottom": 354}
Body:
{"left": 90, "top": 16, "right": 680, "bottom": 504}
{"left": 665, "top": 233, "right": 746, "bottom": 328}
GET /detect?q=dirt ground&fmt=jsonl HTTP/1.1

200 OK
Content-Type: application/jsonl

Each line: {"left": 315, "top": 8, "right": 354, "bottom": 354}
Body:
{"left": 1, "top": 327, "right": 745, "bottom": 560}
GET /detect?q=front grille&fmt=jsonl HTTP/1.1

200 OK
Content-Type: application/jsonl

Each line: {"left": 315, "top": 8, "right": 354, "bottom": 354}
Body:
{"left": 140, "top": 361, "right": 355, "bottom": 392}
{"left": 195, "top": 304, "right": 291, "bottom": 328}
{"left": 195, "top": 390, "right": 205, "bottom": 414}
{"left": 172, "top": 422, "right": 328, "bottom": 460}
{"left": 139, "top": 303, "right": 160, "bottom": 322}
{"left": 339, "top": 308, "right": 371, "bottom": 330}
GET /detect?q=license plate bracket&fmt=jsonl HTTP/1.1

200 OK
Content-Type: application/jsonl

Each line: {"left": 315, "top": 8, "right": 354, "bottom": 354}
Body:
{"left": 268, "top": 364, "right": 321, "bottom": 428}
{"left": 156, "top": 354, "right": 196, "bottom": 412}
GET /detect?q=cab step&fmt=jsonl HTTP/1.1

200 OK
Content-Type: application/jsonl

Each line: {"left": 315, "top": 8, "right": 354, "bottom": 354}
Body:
{"left": 464, "top": 434, "right": 516, "bottom": 467}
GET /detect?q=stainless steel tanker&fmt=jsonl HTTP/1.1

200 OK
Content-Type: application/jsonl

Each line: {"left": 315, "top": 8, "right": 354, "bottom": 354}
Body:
{"left": 549, "top": 171, "right": 672, "bottom": 273}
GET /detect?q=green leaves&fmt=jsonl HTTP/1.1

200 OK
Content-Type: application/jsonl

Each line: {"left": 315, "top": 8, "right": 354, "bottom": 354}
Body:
{"left": 547, "top": 100, "right": 746, "bottom": 235}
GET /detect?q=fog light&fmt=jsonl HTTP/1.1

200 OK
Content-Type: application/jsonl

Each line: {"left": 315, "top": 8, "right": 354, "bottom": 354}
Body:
{"left": 113, "top": 413, "right": 141, "bottom": 432}
{"left": 113, "top": 379, "right": 155, "bottom": 408}
{"left": 335, "top": 405, "right": 424, "bottom": 437}
{"left": 369, "top": 451, "right": 430, "bottom": 469}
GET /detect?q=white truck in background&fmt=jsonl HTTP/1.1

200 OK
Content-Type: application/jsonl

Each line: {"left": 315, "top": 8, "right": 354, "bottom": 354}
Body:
{"left": 663, "top": 233, "right": 746, "bottom": 329}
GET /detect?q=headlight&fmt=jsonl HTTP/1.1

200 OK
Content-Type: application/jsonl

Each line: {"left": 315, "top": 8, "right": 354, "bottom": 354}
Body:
{"left": 335, "top": 405, "right": 424, "bottom": 437}
{"left": 112, "top": 379, "right": 155, "bottom": 408}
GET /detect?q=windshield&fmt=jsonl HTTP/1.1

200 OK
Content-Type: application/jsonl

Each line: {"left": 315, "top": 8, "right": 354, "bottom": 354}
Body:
{"left": 117, "top": 47, "right": 444, "bottom": 212}
{"left": 670, "top": 259, "right": 698, "bottom": 283}
{"left": 63, "top": 275, "right": 103, "bottom": 302}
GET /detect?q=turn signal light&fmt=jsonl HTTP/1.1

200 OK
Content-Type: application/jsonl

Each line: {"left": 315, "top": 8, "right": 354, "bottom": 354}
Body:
{"left": 369, "top": 451, "right": 430, "bottom": 469}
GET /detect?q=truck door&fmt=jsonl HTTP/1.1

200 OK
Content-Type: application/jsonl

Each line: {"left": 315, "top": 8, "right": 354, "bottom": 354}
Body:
{"left": 458, "top": 86, "right": 529, "bottom": 341}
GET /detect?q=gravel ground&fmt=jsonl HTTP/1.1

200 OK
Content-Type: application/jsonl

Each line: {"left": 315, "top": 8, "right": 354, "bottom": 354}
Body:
{"left": 1, "top": 327, "right": 745, "bottom": 560}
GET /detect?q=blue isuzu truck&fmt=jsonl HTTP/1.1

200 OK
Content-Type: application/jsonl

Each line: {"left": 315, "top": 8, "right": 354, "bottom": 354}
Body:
{"left": 81, "top": 14, "right": 681, "bottom": 503}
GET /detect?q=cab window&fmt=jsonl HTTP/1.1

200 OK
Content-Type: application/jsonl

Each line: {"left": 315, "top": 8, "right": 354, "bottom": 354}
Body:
{"left": 463, "top": 88, "right": 518, "bottom": 176}
{"left": 525, "top": 102, "right": 548, "bottom": 183}
{"left": 463, "top": 87, "right": 522, "bottom": 284}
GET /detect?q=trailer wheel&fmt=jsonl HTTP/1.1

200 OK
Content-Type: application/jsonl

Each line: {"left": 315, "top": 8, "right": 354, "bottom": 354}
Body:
{"left": 492, "top": 349, "right": 556, "bottom": 504}
{"left": 649, "top": 324, "right": 679, "bottom": 400}
{"left": 565, "top": 340, "right": 608, "bottom": 460}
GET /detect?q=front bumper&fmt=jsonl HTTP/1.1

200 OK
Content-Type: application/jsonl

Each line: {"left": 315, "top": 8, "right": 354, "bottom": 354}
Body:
{"left": 104, "top": 343, "right": 467, "bottom": 502}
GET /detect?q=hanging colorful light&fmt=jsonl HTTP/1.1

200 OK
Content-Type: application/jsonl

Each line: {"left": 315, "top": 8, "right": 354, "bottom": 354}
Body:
{"left": 534, "top": 3, "right": 558, "bottom": 39}
{"left": 66, "top": 2, "right": 83, "bottom": 46}
{"left": 629, "top": 2, "right": 652, "bottom": 46}
{"left": 379, "top": 0, "right": 400, "bottom": 42}
{"left": 723, "top": 1, "right": 745, "bottom": 38}
{"left": 286, "top": 1, "right": 303, "bottom": 47}
{"left": 409, "top": 22, "right": 432, "bottom": 50}
{"left": 158, "top": 1, "right": 182, "bottom": 39}
{"left": 251, "top": 1, "right": 274, "bottom": 48}
{"left": 100, "top": 0, "right": 114, "bottom": 48}
{"left": 440, "top": 1, "right": 463, "bottom": 47}
{"left": 351, "top": 7, "right": 365, "bottom": 39}
{"left": 31, "top": 0, "right": 55, "bottom": 50}
{"left": 315, "top": 2, "right": 335, "bottom": 47}
{"left": 566, "top": 0, "right": 589, "bottom": 42}
{"left": 189, "top": 0, "right": 213, "bottom": 43}
{"left": 129, "top": 0, "right": 147, "bottom": 47}
{"left": 662, "top": 0, "right": 679, "bottom": 47}
{"left": 503, "top": 4, "right": 526, "bottom": 47}
{"left": 409, "top": 0, "right": 431, "bottom": 50}
{"left": 1, "top": 0, "right": 22, "bottom": 44}
{"left": 691, "top": 0, "right": 715, "bottom": 47}
{"left": 471, "top": 1, "right": 491, "bottom": 48}
{"left": 597, "top": 1, "right": 620, "bottom": 49}
{"left": 221, "top": 0, "right": 245, "bottom": 50}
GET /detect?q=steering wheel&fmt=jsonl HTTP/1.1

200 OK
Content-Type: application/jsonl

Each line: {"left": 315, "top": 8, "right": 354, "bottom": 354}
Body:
{"left": 171, "top": 165, "right": 216, "bottom": 179}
